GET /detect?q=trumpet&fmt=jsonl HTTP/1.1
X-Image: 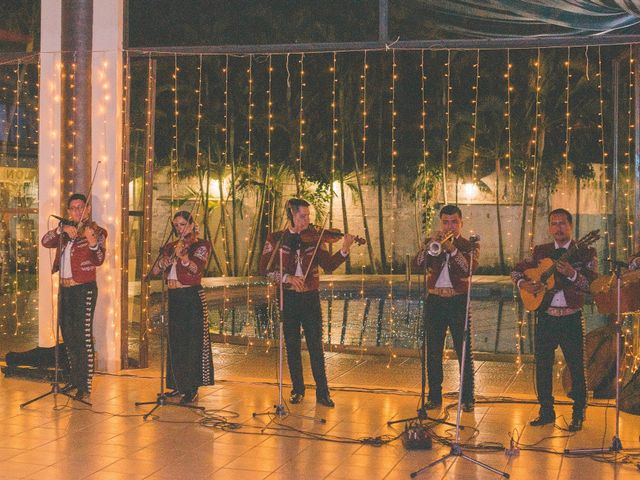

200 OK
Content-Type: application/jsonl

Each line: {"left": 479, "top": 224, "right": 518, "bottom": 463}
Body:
{"left": 426, "top": 232, "right": 455, "bottom": 256}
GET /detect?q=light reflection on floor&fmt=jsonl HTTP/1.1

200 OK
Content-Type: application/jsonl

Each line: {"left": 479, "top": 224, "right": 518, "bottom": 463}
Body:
{"left": 0, "top": 344, "right": 638, "bottom": 479}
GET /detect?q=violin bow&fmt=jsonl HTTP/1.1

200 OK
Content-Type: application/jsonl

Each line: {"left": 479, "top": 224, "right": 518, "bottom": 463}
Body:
{"left": 302, "top": 211, "right": 331, "bottom": 284}
{"left": 76, "top": 160, "right": 102, "bottom": 230}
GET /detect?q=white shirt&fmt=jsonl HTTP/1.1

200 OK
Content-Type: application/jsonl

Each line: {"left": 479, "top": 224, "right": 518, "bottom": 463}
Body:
{"left": 60, "top": 241, "right": 73, "bottom": 279}
{"left": 167, "top": 261, "right": 178, "bottom": 280}
{"left": 434, "top": 237, "right": 460, "bottom": 288}
{"left": 549, "top": 240, "right": 577, "bottom": 307}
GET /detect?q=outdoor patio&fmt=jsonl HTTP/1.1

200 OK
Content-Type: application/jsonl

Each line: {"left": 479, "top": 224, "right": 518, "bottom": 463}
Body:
{"left": 1, "top": 344, "right": 639, "bottom": 480}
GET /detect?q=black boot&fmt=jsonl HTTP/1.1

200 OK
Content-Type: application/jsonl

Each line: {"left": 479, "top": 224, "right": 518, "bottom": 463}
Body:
{"left": 180, "top": 387, "right": 198, "bottom": 404}
{"left": 568, "top": 407, "right": 585, "bottom": 432}
{"left": 529, "top": 407, "right": 555, "bottom": 426}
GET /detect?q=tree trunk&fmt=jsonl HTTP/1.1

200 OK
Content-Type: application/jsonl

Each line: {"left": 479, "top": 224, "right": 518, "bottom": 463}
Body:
{"left": 496, "top": 157, "right": 505, "bottom": 274}
{"left": 229, "top": 120, "right": 238, "bottom": 276}
{"left": 340, "top": 129, "right": 351, "bottom": 274}
{"left": 376, "top": 83, "right": 387, "bottom": 273}
{"left": 347, "top": 118, "right": 377, "bottom": 273}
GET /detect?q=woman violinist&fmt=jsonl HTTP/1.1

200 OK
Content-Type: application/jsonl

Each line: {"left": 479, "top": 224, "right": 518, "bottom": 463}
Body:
{"left": 259, "top": 198, "right": 357, "bottom": 407}
{"left": 152, "top": 211, "right": 214, "bottom": 404}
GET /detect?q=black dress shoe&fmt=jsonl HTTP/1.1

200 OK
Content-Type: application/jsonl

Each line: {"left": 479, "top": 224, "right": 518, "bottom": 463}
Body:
{"left": 164, "top": 389, "right": 181, "bottom": 398}
{"left": 529, "top": 409, "right": 556, "bottom": 426}
{"left": 74, "top": 389, "right": 89, "bottom": 401}
{"left": 180, "top": 388, "right": 198, "bottom": 404}
{"left": 568, "top": 416, "right": 584, "bottom": 432}
{"left": 60, "top": 383, "right": 76, "bottom": 394}
{"left": 316, "top": 395, "right": 335, "bottom": 408}
{"left": 424, "top": 399, "right": 442, "bottom": 410}
{"left": 568, "top": 408, "right": 585, "bottom": 432}
{"left": 462, "top": 402, "right": 475, "bottom": 413}
{"left": 289, "top": 393, "right": 304, "bottom": 404}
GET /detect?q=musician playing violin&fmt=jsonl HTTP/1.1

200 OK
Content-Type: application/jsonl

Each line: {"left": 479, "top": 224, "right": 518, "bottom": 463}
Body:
{"left": 259, "top": 198, "right": 355, "bottom": 407}
{"left": 152, "top": 211, "right": 214, "bottom": 404}
{"left": 41, "top": 193, "right": 107, "bottom": 400}
{"left": 412, "top": 204, "right": 479, "bottom": 413}
{"left": 512, "top": 208, "right": 598, "bottom": 432}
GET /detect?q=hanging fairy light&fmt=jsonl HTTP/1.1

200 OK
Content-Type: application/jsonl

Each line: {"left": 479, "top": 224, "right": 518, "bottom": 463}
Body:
{"left": 504, "top": 50, "right": 513, "bottom": 195}
{"left": 504, "top": 50, "right": 514, "bottom": 265}
{"left": 265, "top": 55, "right": 273, "bottom": 232}
{"left": 13, "top": 62, "right": 22, "bottom": 334}
{"left": 387, "top": 49, "right": 398, "bottom": 368}
{"left": 624, "top": 46, "right": 635, "bottom": 256}
{"left": 563, "top": 47, "right": 572, "bottom": 197}
{"left": 597, "top": 46, "right": 610, "bottom": 265}
{"left": 297, "top": 53, "right": 305, "bottom": 192}
{"left": 420, "top": 49, "right": 429, "bottom": 234}
{"left": 221, "top": 56, "right": 230, "bottom": 276}
{"left": 171, "top": 54, "right": 180, "bottom": 212}
{"left": 141, "top": 55, "right": 154, "bottom": 339}
{"left": 330, "top": 52, "right": 338, "bottom": 231}
{"left": 443, "top": 50, "right": 452, "bottom": 204}
{"left": 96, "top": 53, "right": 119, "bottom": 340}
{"left": 242, "top": 55, "right": 254, "bottom": 276}
{"left": 195, "top": 54, "right": 203, "bottom": 172}
{"left": 243, "top": 55, "right": 255, "bottom": 340}
{"left": 528, "top": 48, "right": 542, "bottom": 251}
{"left": 470, "top": 50, "right": 479, "bottom": 189}
{"left": 361, "top": 51, "right": 368, "bottom": 182}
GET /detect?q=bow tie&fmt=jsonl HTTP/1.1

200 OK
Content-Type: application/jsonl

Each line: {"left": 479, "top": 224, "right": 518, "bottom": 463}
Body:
{"left": 287, "top": 232, "right": 301, "bottom": 251}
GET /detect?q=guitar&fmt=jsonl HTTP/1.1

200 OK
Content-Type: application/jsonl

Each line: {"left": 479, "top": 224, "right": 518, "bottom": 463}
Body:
{"left": 520, "top": 229, "right": 600, "bottom": 312}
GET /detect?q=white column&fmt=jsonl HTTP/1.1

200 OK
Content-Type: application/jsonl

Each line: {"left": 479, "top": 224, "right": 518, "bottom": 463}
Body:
{"left": 91, "top": 0, "right": 124, "bottom": 372}
{"left": 38, "top": 0, "right": 62, "bottom": 348}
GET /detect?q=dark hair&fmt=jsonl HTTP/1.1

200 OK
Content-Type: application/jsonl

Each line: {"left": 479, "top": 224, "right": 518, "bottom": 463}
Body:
{"left": 439, "top": 204, "right": 462, "bottom": 218}
{"left": 548, "top": 208, "right": 572, "bottom": 225}
{"left": 172, "top": 210, "right": 194, "bottom": 235}
{"left": 67, "top": 193, "right": 87, "bottom": 208}
{"left": 286, "top": 198, "right": 310, "bottom": 223}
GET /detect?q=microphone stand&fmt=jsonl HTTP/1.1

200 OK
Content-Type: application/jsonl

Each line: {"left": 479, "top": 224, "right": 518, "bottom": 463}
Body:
{"left": 21, "top": 220, "right": 91, "bottom": 408}
{"left": 387, "top": 258, "right": 457, "bottom": 429}
{"left": 411, "top": 236, "right": 509, "bottom": 479}
{"left": 253, "top": 247, "right": 322, "bottom": 425}
{"left": 564, "top": 261, "right": 625, "bottom": 455}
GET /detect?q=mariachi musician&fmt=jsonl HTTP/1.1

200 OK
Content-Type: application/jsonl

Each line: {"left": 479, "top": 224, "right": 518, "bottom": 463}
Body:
{"left": 152, "top": 211, "right": 214, "bottom": 404}
{"left": 512, "top": 208, "right": 598, "bottom": 431}
{"left": 259, "top": 198, "right": 355, "bottom": 407}
{"left": 412, "top": 204, "right": 478, "bottom": 412}
{"left": 41, "top": 193, "right": 107, "bottom": 400}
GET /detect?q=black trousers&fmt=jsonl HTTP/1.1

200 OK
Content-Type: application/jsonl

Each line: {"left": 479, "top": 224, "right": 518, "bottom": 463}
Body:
{"left": 282, "top": 290, "right": 329, "bottom": 398}
{"left": 59, "top": 282, "right": 97, "bottom": 392}
{"left": 424, "top": 294, "right": 475, "bottom": 403}
{"left": 535, "top": 311, "right": 586, "bottom": 411}
{"left": 166, "top": 286, "right": 215, "bottom": 392}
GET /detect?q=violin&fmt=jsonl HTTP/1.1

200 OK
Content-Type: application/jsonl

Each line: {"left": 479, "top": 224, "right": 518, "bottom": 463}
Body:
{"left": 57, "top": 216, "right": 98, "bottom": 240}
{"left": 299, "top": 225, "right": 366, "bottom": 246}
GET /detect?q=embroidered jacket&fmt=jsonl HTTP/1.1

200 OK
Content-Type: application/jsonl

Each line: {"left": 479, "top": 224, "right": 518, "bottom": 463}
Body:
{"left": 154, "top": 236, "right": 211, "bottom": 285}
{"left": 41, "top": 224, "right": 107, "bottom": 284}
{"left": 259, "top": 230, "right": 347, "bottom": 292}
{"left": 511, "top": 241, "right": 598, "bottom": 310}
{"left": 412, "top": 236, "right": 480, "bottom": 295}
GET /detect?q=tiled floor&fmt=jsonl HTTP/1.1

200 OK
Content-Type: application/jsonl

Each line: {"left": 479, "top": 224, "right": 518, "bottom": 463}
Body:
{"left": 1, "top": 345, "right": 639, "bottom": 479}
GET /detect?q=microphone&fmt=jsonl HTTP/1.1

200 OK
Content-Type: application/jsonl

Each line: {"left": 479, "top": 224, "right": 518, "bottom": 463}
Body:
{"left": 469, "top": 234, "right": 481, "bottom": 243}
{"left": 50, "top": 214, "right": 76, "bottom": 226}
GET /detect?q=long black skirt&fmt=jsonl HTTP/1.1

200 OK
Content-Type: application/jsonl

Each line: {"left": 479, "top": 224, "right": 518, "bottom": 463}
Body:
{"left": 166, "top": 286, "right": 214, "bottom": 391}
